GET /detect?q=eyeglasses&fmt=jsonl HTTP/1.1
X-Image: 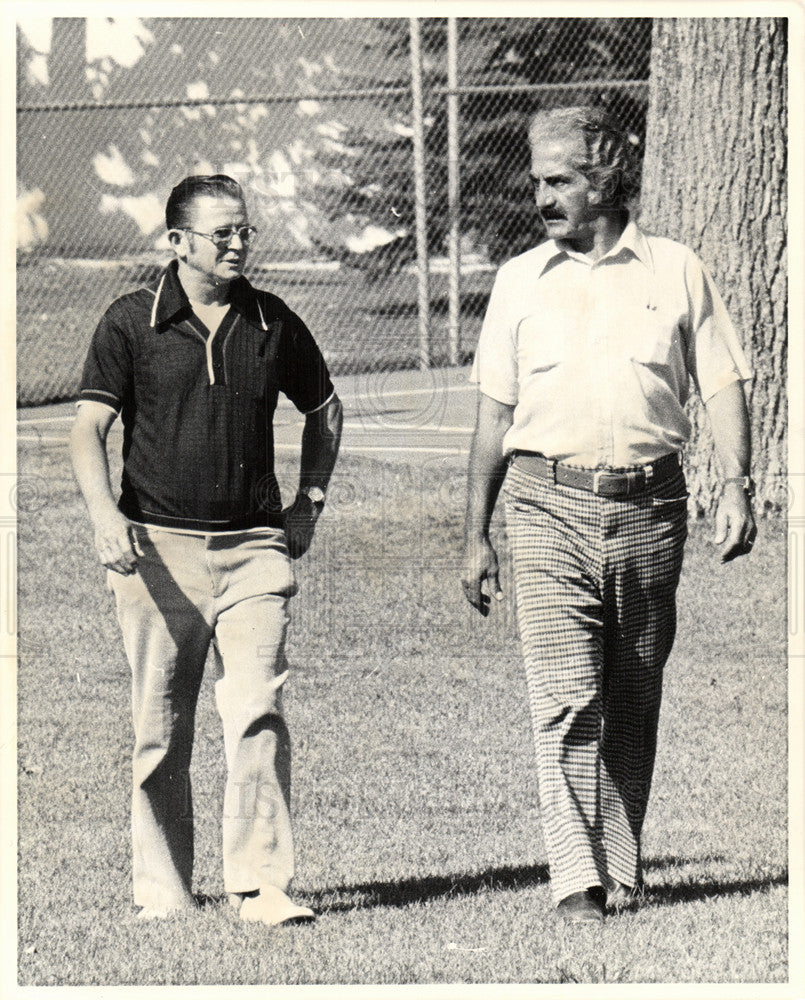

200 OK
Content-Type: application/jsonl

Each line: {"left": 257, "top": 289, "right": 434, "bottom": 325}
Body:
{"left": 175, "top": 225, "right": 258, "bottom": 247}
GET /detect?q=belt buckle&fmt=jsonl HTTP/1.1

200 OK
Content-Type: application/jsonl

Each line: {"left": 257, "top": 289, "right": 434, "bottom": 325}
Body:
{"left": 593, "top": 469, "right": 634, "bottom": 496}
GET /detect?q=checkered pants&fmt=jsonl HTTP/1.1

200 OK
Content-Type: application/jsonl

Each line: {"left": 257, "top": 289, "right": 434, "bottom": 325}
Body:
{"left": 503, "top": 459, "right": 688, "bottom": 904}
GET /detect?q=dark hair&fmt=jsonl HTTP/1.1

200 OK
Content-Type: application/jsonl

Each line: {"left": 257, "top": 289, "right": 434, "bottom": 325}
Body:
{"left": 528, "top": 106, "right": 640, "bottom": 210}
{"left": 165, "top": 174, "right": 245, "bottom": 230}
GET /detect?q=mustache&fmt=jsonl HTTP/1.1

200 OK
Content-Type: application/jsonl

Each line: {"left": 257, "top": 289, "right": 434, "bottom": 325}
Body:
{"left": 540, "top": 210, "right": 566, "bottom": 221}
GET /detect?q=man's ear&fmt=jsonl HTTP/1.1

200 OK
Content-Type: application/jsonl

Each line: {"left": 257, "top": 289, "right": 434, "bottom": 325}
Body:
{"left": 167, "top": 229, "right": 187, "bottom": 259}
{"left": 591, "top": 174, "right": 618, "bottom": 208}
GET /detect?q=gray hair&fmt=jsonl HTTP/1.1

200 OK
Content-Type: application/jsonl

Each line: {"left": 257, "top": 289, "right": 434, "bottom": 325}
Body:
{"left": 527, "top": 106, "right": 640, "bottom": 209}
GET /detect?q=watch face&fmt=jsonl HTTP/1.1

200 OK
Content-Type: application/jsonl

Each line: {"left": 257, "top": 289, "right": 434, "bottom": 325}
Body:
{"left": 305, "top": 487, "right": 325, "bottom": 504}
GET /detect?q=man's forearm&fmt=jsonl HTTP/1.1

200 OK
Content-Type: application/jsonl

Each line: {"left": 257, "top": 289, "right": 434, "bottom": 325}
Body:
{"left": 704, "top": 379, "right": 757, "bottom": 562}
{"left": 465, "top": 439, "right": 507, "bottom": 542}
{"left": 70, "top": 419, "right": 121, "bottom": 528}
{"left": 703, "top": 380, "right": 752, "bottom": 478}
{"left": 71, "top": 410, "right": 141, "bottom": 573}
{"left": 298, "top": 393, "right": 343, "bottom": 492}
{"left": 460, "top": 393, "right": 514, "bottom": 614}
{"left": 464, "top": 395, "right": 515, "bottom": 542}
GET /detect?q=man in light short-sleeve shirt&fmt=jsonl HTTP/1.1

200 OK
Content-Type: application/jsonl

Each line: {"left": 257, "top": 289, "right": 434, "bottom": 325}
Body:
{"left": 461, "top": 107, "right": 756, "bottom": 924}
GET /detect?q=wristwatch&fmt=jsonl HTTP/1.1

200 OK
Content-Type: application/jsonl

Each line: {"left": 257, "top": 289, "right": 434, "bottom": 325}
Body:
{"left": 723, "top": 476, "right": 755, "bottom": 498}
{"left": 298, "top": 485, "right": 326, "bottom": 511}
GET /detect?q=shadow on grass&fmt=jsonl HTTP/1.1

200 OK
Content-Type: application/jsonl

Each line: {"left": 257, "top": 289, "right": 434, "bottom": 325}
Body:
{"left": 322, "top": 853, "right": 788, "bottom": 915}
{"left": 644, "top": 866, "right": 788, "bottom": 910}
{"left": 320, "top": 863, "right": 550, "bottom": 912}
{"left": 193, "top": 855, "right": 787, "bottom": 915}
{"left": 194, "top": 863, "right": 549, "bottom": 914}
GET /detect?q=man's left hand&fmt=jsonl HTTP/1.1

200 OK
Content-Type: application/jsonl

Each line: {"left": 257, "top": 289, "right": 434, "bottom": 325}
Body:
{"left": 713, "top": 483, "right": 757, "bottom": 562}
{"left": 282, "top": 494, "right": 321, "bottom": 559}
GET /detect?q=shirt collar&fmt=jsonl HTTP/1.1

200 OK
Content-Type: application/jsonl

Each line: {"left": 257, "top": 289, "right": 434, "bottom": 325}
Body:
{"left": 536, "top": 215, "right": 654, "bottom": 277}
{"left": 150, "top": 259, "right": 269, "bottom": 331}
{"left": 150, "top": 259, "right": 188, "bottom": 328}
{"left": 604, "top": 217, "right": 654, "bottom": 270}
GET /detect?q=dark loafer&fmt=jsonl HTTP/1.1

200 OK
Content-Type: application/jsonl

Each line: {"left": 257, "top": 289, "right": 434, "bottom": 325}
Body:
{"left": 556, "top": 889, "right": 605, "bottom": 923}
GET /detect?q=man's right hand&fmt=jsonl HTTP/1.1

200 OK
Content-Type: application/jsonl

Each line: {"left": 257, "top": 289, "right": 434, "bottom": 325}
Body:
{"left": 461, "top": 537, "right": 504, "bottom": 617}
{"left": 93, "top": 512, "right": 140, "bottom": 575}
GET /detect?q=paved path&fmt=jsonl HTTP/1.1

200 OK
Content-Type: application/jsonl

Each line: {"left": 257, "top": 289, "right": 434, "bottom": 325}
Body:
{"left": 17, "top": 366, "right": 478, "bottom": 467}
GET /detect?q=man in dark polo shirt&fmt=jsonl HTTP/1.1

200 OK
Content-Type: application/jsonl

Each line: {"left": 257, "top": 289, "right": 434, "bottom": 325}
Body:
{"left": 70, "top": 174, "right": 342, "bottom": 925}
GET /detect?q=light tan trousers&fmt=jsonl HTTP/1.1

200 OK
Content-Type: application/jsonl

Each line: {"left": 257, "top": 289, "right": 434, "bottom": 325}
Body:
{"left": 109, "top": 525, "right": 297, "bottom": 910}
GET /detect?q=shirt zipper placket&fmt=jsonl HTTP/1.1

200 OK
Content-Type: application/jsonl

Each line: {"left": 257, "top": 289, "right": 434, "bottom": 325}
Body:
{"left": 205, "top": 327, "right": 219, "bottom": 386}
{"left": 183, "top": 319, "right": 217, "bottom": 386}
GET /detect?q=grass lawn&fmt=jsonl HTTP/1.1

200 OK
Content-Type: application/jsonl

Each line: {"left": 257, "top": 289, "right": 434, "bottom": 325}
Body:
{"left": 15, "top": 436, "right": 788, "bottom": 987}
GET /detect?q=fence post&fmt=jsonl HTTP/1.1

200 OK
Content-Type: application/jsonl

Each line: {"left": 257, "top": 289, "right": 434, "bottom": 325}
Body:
{"left": 447, "top": 17, "right": 461, "bottom": 366}
{"left": 409, "top": 16, "right": 430, "bottom": 369}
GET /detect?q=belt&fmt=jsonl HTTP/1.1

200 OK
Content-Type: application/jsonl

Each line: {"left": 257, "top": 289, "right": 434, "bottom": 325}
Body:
{"left": 511, "top": 451, "right": 682, "bottom": 497}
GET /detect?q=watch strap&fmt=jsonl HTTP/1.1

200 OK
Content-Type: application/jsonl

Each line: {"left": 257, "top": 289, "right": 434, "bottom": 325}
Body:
{"left": 723, "top": 476, "right": 755, "bottom": 497}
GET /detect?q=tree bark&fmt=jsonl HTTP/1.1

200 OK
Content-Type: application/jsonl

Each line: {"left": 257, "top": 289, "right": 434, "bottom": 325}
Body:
{"left": 640, "top": 17, "right": 786, "bottom": 516}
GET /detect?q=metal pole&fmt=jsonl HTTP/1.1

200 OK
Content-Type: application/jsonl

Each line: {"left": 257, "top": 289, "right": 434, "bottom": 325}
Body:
{"left": 409, "top": 17, "right": 430, "bottom": 369}
{"left": 447, "top": 17, "right": 461, "bottom": 366}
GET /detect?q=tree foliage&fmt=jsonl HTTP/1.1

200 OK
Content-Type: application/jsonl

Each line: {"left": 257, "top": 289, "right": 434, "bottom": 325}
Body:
{"left": 314, "top": 18, "right": 652, "bottom": 266}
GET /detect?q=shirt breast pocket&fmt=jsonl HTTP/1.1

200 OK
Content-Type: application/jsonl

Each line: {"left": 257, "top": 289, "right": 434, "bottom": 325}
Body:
{"left": 517, "top": 314, "right": 564, "bottom": 376}
{"left": 628, "top": 313, "right": 683, "bottom": 371}
{"left": 626, "top": 311, "right": 688, "bottom": 405}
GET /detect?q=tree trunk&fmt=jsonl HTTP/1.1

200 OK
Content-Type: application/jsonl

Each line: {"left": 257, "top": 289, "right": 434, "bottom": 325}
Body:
{"left": 640, "top": 17, "right": 786, "bottom": 516}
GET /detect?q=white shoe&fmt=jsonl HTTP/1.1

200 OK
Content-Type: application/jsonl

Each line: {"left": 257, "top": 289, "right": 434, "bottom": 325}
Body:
{"left": 239, "top": 886, "right": 314, "bottom": 927}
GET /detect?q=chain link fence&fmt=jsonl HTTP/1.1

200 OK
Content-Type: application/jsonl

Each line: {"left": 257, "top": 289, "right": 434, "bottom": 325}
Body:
{"left": 17, "top": 16, "right": 651, "bottom": 406}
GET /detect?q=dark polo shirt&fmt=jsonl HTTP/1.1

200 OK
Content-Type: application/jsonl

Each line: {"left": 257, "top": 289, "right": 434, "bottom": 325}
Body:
{"left": 79, "top": 260, "right": 334, "bottom": 532}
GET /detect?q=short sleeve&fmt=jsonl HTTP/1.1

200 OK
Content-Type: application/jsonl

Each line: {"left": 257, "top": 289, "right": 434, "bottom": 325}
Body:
{"left": 78, "top": 303, "right": 134, "bottom": 413}
{"left": 469, "top": 267, "right": 519, "bottom": 405}
{"left": 276, "top": 305, "right": 334, "bottom": 414}
{"left": 684, "top": 251, "right": 753, "bottom": 402}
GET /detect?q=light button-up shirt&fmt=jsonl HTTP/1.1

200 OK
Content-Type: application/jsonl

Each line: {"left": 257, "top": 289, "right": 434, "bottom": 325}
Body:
{"left": 470, "top": 220, "right": 752, "bottom": 467}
